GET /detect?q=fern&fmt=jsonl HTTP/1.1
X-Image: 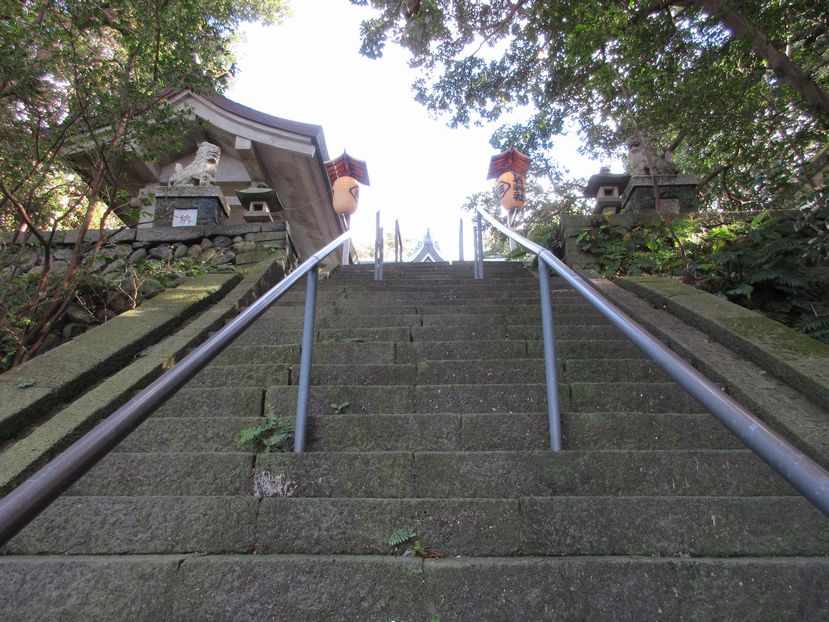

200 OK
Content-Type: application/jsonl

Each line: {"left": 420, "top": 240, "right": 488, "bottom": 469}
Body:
{"left": 388, "top": 528, "right": 416, "bottom": 547}
{"left": 237, "top": 412, "right": 293, "bottom": 452}
{"left": 236, "top": 426, "right": 263, "bottom": 450}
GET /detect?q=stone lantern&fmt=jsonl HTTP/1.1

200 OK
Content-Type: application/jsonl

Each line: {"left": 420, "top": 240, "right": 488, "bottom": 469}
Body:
{"left": 584, "top": 167, "right": 629, "bottom": 215}
{"left": 236, "top": 185, "right": 282, "bottom": 223}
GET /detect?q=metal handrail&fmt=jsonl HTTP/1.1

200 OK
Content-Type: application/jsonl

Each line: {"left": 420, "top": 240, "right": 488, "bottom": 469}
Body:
{"left": 394, "top": 219, "right": 403, "bottom": 262}
{"left": 0, "top": 229, "right": 353, "bottom": 545}
{"left": 374, "top": 210, "right": 383, "bottom": 281}
{"left": 477, "top": 206, "right": 829, "bottom": 517}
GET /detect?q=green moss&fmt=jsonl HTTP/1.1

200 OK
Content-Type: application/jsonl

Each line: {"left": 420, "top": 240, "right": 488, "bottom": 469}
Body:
{"left": 719, "top": 315, "right": 829, "bottom": 359}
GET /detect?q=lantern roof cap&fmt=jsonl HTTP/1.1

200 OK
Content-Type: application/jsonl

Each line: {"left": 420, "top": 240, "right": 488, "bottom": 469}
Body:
{"left": 584, "top": 171, "right": 630, "bottom": 197}
{"left": 325, "top": 151, "right": 370, "bottom": 186}
{"left": 487, "top": 147, "right": 531, "bottom": 179}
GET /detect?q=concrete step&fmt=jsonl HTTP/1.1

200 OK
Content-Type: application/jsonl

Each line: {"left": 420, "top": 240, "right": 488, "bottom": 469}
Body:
{"left": 2, "top": 554, "right": 826, "bottom": 620}
{"left": 119, "top": 412, "right": 742, "bottom": 453}
{"left": 65, "top": 450, "right": 790, "bottom": 498}
{"left": 5, "top": 496, "right": 824, "bottom": 557}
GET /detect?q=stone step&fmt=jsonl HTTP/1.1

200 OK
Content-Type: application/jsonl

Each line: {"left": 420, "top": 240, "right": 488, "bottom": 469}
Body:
{"left": 186, "top": 358, "right": 669, "bottom": 388}
{"left": 252, "top": 450, "right": 790, "bottom": 499}
{"left": 119, "top": 412, "right": 742, "bottom": 453}
{"left": 241, "top": 314, "right": 622, "bottom": 338}
{"left": 279, "top": 283, "right": 559, "bottom": 297}
{"left": 229, "top": 322, "right": 621, "bottom": 346}
{"left": 66, "top": 450, "right": 790, "bottom": 498}
{"left": 2, "top": 554, "right": 825, "bottom": 620}
{"left": 260, "top": 303, "right": 601, "bottom": 318}
{"left": 214, "top": 339, "right": 646, "bottom": 367}
{"left": 264, "top": 382, "right": 701, "bottom": 416}
{"left": 5, "top": 496, "right": 824, "bottom": 557}
{"left": 308, "top": 281, "right": 550, "bottom": 294}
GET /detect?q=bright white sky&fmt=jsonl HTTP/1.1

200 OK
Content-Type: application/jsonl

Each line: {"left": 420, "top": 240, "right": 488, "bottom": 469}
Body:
{"left": 227, "top": 0, "right": 606, "bottom": 259}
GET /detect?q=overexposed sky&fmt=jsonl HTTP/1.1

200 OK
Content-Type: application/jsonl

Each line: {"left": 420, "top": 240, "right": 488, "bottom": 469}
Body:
{"left": 227, "top": 0, "right": 605, "bottom": 259}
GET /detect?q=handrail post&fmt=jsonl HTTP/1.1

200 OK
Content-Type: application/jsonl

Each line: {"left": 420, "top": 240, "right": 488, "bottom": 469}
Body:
{"left": 374, "top": 211, "right": 383, "bottom": 281}
{"left": 475, "top": 211, "right": 485, "bottom": 279}
{"left": 538, "top": 263, "right": 562, "bottom": 451}
{"left": 293, "top": 265, "right": 319, "bottom": 453}
{"left": 472, "top": 222, "right": 479, "bottom": 278}
{"left": 459, "top": 218, "right": 464, "bottom": 262}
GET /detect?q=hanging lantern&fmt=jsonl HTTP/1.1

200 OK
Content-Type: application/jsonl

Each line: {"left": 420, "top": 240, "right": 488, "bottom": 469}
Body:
{"left": 332, "top": 176, "right": 360, "bottom": 215}
{"left": 487, "top": 147, "right": 531, "bottom": 213}
{"left": 497, "top": 171, "right": 526, "bottom": 211}
{"left": 325, "top": 152, "right": 370, "bottom": 216}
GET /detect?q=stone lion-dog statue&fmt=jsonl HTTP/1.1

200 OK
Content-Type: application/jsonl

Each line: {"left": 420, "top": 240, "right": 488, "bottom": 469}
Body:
{"left": 169, "top": 142, "right": 221, "bottom": 186}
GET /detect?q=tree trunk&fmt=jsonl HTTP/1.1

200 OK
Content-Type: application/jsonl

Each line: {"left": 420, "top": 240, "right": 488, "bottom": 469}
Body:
{"left": 691, "top": 0, "right": 829, "bottom": 122}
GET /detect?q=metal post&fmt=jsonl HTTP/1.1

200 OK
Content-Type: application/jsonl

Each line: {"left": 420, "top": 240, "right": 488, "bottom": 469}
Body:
{"left": 293, "top": 265, "right": 319, "bottom": 453}
{"left": 507, "top": 209, "right": 517, "bottom": 252}
{"left": 475, "top": 211, "right": 485, "bottom": 279}
{"left": 538, "top": 264, "right": 562, "bottom": 451}
{"left": 374, "top": 211, "right": 382, "bottom": 281}
{"left": 459, "top": 218, "right": 464, "bottom": 262}
{"left": 341, "top": 214, "right": 351, "bottom": 265}
{"left": 472, "top": 223, "right": 479, "bottom": 278}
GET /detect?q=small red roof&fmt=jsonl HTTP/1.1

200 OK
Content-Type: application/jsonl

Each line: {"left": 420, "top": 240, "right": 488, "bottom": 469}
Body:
{"left": 325, "top": 152, "right": 370, "bottom": 186}
{"left": 486, "top": 147, "right": 531, "bottom": 179}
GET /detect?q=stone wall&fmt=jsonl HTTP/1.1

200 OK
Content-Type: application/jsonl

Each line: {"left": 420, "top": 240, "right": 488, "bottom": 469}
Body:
{"left": 1, "top": 221, "right": 291, "bottom": 280}
{"left": 0, "top": 221, "right": 292, "bottom": 363}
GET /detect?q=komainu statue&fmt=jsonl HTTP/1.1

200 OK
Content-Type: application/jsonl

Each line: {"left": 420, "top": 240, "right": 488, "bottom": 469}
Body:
{"left": 169, "top": 142, "right": 221, "bottom": 186}
{"left": 625, "top": 132, "right": 678, "bottom": 176}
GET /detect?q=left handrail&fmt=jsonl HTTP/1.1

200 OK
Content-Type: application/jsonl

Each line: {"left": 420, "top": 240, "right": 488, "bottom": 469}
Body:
{"left": 476, "top": 206, "right": 829, "bottom": 518}
{"left": 0, "top": 229, "right": 352, "bottom": 546}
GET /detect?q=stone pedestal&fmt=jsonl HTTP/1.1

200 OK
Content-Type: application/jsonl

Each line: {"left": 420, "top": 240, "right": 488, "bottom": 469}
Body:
{"left": 621, "top": 175, "right": 698, "bottom": 214}
{"left": 150, "top": 186, "right": 230, "bottom": 227}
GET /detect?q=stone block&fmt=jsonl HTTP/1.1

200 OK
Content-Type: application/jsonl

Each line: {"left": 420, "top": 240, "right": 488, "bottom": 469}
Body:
{"left": 203, "top": 223, "right": 260, "bottom": 237}
{"left": 135, "top": 226, "right": 204, "bottom": 243}
{"left": 235, "top": 249, "right": 272, "bottom": 265}
{"left": 244, "top": 231, "right": 284, "bottom": 243}
{"left": 259, "top": 221, "right": 287, "bottom": 232}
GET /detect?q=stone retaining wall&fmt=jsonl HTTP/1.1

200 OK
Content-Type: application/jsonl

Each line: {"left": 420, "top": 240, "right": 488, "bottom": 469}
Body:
{"left": 1, "top": 221, "right": 290, "bottom": 280}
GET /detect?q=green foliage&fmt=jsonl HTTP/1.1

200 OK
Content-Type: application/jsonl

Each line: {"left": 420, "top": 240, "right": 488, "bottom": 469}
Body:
{"left": 331, "top": 401, "right": 351, "bottom": 414}
{"left": 387, "top": 527, "right": 445, "bottom": 559}
{"left": 0, "top": 252, "right": 209, "bottom": 372}
{"left": 0, "top": 0, "right": 287, "bottom": 366}
{"left": 577, "top": 211, "right": 829, "bottom": 343}
{"left": 388, "top": 527, "right": 426, "bottom": 557}
{"left": 237, "top": 410, "right": 293, "bottom": 453}
{"left": 354, "top": 0, "right": 829, "bottom": 212}
{"left": 388, "top": 528, "right": 417, "bottom": 547}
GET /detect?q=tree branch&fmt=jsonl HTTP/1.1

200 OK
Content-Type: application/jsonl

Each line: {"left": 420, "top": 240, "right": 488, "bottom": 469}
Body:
{"left": 691, "top": 0, "right": 829, "bottom": 122}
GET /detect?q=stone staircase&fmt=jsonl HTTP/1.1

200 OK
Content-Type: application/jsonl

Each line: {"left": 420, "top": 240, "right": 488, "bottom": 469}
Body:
{"left": 2, "top": 261, "right": 827, "bottom": 620}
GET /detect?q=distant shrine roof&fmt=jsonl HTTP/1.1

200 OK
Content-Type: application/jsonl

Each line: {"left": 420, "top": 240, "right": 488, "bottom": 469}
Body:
{"left": 409, "top": 229, "right": 445, "bottom": 263}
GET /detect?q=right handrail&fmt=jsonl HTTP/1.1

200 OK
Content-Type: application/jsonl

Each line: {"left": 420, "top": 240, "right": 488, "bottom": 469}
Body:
{"left": 477, "top": 206, "right": 829, "bottom": 518}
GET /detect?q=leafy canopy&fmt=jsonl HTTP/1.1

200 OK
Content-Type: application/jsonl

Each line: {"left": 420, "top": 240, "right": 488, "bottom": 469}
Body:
{"left": 0, "top": 0, "right": 288, "bottom": 366}
{"left": 353, "top": 0, "right": 828, "bottom": 210}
